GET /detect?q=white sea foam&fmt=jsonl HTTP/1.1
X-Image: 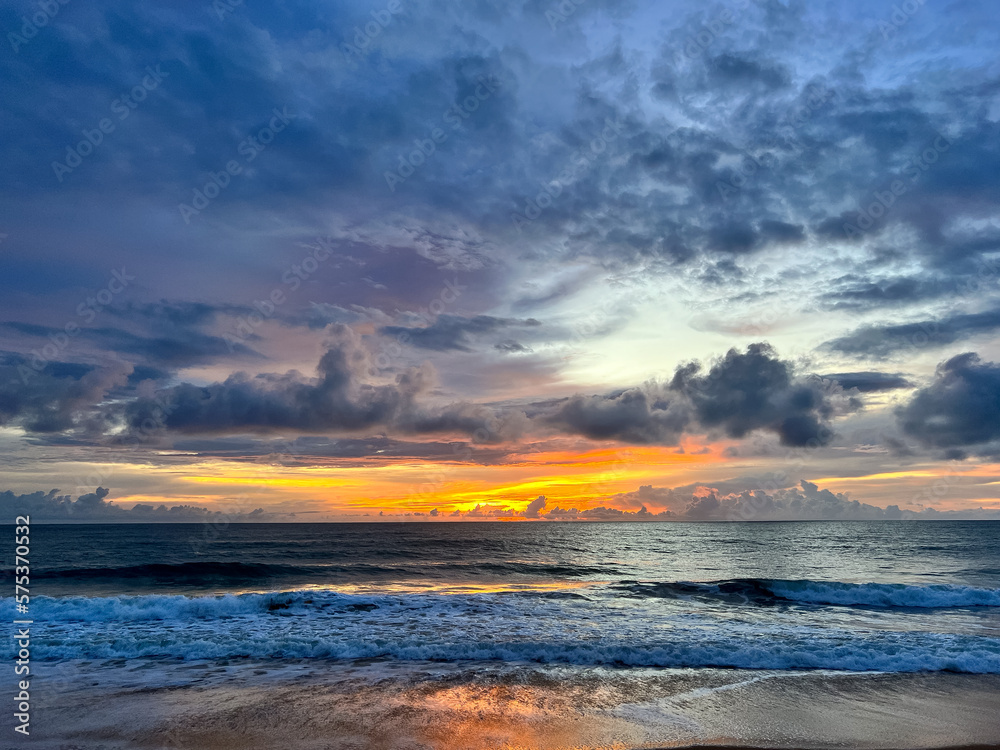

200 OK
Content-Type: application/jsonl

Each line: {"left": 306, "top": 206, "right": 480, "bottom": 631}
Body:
{"left": 6, "top": 587, "right": 1000, "bottom": 673}
{"left": 764, "top": 579, "right": 1000, "bottom": 608}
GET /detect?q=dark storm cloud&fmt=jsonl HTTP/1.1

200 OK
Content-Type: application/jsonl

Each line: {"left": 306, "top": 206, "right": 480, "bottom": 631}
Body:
{"left": 0, "top": 327, "right": 929, "bottom": 458}
{"left": 540, "top": 343, "right": 856, "bottom": 446}
{"left": 380, "top": 315, "right": 541, "bottom": 352}
{"left": 117, "top": 323, "right": 525, "bottom": 441}
{"left": 123, "top": 325, "right": 430, "bottom": 435}
{"left": 670, "top": 343, "right": 852, "bottom": 447}
{"left": 896, "top": 353, "right": 1000, "bottom": 454}
{"left": 820, "top": 371, "right": 913, "bottom": 393}
{"left": 89, "top": 326, "right": 262, "bottom": 366}
{"left": 3, "top": 298, "right": 263, "bottom": 367}
{"left": 825, "top": 308, "right": 1000, "bottom": 357}
{"left": 0, "top": 352, "right": 130, "bottom": 434}
{"left": 0, "top": 325, "right": 511, "bottom": 441}
{"left": 538, "top": 387, "right": 692, "bottom": 444}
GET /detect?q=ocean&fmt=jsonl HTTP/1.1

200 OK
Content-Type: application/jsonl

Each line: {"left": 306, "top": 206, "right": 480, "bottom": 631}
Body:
{"left": 5, "top": 520, "right": 1000, "bottom": 748}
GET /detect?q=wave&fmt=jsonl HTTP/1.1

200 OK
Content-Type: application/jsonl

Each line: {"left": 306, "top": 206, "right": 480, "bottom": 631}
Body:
{"left": 7, "top": 589, "right": 1000, "bottom": 673}
{"left": 616, "top": 578, "right": 1000, "bottom": 608}
{"left": 10, "top": 560, "right": 613, "bottom": 586}
{"left": 22, "top": 634, "right": 1000, "bottom": 674}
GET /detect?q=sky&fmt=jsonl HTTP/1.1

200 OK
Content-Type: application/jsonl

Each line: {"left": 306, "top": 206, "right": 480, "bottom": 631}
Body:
{"left": 2, "top": 0, "right": 1000, "bottom": 522}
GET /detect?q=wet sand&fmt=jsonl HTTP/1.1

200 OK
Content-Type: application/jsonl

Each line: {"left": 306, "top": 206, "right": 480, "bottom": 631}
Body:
{"left": 6, "top": 659, "right": 1000, "bottom": 750}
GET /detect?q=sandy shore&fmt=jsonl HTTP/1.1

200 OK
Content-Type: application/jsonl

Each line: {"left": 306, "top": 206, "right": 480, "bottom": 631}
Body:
{"left": 5, "top": 659, "right": 1000, "bottom": 750}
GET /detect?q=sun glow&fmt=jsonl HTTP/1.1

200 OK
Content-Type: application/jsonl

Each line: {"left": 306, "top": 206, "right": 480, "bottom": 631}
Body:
{"left": 105, "top": 440, "right": 728, "bottom": 516}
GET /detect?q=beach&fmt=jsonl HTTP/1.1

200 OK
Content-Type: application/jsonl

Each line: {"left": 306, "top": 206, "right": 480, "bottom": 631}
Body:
{"left": 11, "top": 659, "right": 1000, "bottom": 749}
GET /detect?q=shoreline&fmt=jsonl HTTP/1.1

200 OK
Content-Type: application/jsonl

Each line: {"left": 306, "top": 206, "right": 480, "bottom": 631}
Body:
{"left": 6, "top": 659, "right": 1000, "bottom": 750}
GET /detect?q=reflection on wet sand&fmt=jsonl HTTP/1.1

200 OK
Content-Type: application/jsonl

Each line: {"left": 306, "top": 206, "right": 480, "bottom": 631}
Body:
{"left": 18, "top": 659, "right": 1000, "bottom": 750}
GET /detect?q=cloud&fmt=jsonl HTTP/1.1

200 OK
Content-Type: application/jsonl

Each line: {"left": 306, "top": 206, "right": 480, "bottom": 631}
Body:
{"left": 542, "top": 505, "right": 675, "bottom": 520}
{"left": 896, "top": 352, "right": 1000, "bottom": 455}
{"left": 108, "top": 300, "right": 237, "bottom": 328}
{"left": 0, "top": 353, "right": 131, "bottom": 434}
{"left": 757, "top": 219, "right": 805, "bottom": 245}
{"left": 610, "top": 480, "right": 918, "bottom": 521}
{"left": 0, "top": 487, "right": 266, "bottom": 522}
{"left": 380, "top": 315, "right": 540, "bottom": 352}
{"left": 538, "top": 385, "right": 691, "bottom": 444}
{"left": 522, "top": 495, "right": 547, "bottom": 518}
{"left": 825, "top": 308, "right": 1000, "bottom": 357}
{"left": 537, "top": 478, "right": 910, "bottom": 522}
{"left": 494, "top": 340, "right": 532, "bottom": 354}
{"left": 123, "top": 324, "right": 435, "bottom": 436}
{"left": 168, "top": 435, "right": 514, "bottom": 465}
{"left": 820, "top": 371, "right": 914, "bottom": 393}
{"left": 301, "top": 303, "right": 370, "bottom": 330}
{"left": 2, "top": 0, "right": 998, "bottom": 304}
{"left": 706, "top": 53, "right": 791, "bottom": 91}
{"left": 820, "top": 276, "right": 956, "bottom": 311}
{"left": 4, "top": 333, "right": 867, "bottom": 456}
{"left": 2, "top": 307, "right": 262, "bottom": 369}
{"left": 118, "top": 324, "right": 527, "bottom": 442}
{"left": 539, "top": 344, "right": 857, "bottom": 446}
{"left": 463, "top": 503, "right": 517, "bottom": 518}
{"left": 670, "top": 343, "right": 854, "bottom": 446}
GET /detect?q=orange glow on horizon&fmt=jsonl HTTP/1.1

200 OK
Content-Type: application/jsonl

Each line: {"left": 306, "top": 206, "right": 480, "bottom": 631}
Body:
{"left": 107, "top": 440, "right": 729, "bottom": 516}
{"left": 95, "top": 449, "right": 1000, "bottom": 519}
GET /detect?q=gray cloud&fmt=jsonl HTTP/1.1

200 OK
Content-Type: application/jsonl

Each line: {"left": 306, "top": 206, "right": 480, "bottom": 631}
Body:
{"left": 539, "top": 344, "right": 857, "bottom": 446}
{"left": 4, "top": 337, "right": 867, "bottom": 453}
{"left": 381, "top": 315, "right": 541, "bottom": 352}
{"left": 607, "top": 479, "right": 989, "bottom": 521}
{"left": 123, "top": 325, "right": 433, "bottom": 436}
{"left": 820, "top": 371, "right": 913, "bottom": 393}
{"left": 2, "top": 307, "right": 261, "bottom": 370}
{"left": 896, "top": 352, "right": 1000, "bottom": 456}
{"left": 168, "top": 435, "right": 513, "bottom": 466}
{"left": 671, "top": 343, "right": 853, "bottom": 446}
{"left": 825, "top": 308, "right": 1000, "bottom": 357}
{"left": 444, "top": 477, "right": 1000, "bottom": 521}
{"left": 494, "top": 339, "right": 533, "bottom": 354}
{"left": 522, "top": 495, "right": 547, "bottom": 518}
{"left": 0, "top": 353, "right": 131, "bottom": 434}
{"left": 820, "top": 276, "right": 957, "bottom": 311}
{"left": 706, "top": 52, "right": 792, "bottom": 91}
{"left": 538, "top": 386, "right": 691, "bottom": 444}
{"left": 0, "top": 487, "right": 266, "bottom": 522}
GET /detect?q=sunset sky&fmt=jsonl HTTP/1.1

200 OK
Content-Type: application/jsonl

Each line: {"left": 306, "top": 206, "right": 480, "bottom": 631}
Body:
{"left": 2, "top": 0, "right": 1000, "bottom": 521}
